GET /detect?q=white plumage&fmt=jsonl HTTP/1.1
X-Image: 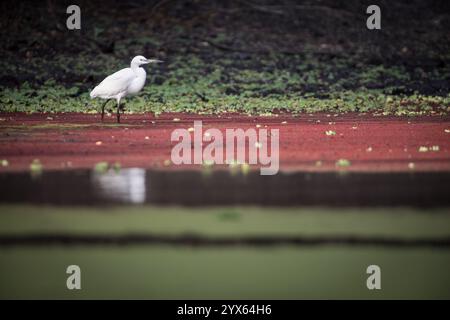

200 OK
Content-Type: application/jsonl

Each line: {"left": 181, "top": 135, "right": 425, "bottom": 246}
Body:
{"left": 90, "top": 55, "right": 162, "bottom": 123}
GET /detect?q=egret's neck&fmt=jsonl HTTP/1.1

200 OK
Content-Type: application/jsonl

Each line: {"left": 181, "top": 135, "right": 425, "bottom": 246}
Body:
{"left": 130, "top": 64, "right": 147, "bottom": 81}
{"left": 131, "top": 62, "right": 143, "bottom": 73}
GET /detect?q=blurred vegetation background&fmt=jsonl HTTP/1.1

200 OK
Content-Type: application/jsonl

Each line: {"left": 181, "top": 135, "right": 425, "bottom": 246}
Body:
{"left": 0, "top": 0, "right": 449, "bottom": 115}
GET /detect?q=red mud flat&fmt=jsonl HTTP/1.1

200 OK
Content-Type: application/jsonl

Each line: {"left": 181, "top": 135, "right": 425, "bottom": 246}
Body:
{"left": 0, "top": 112, "right": 449, "bottom": 173}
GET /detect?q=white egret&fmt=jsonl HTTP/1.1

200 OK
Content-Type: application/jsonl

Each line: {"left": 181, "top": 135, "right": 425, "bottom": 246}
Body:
{"left": 90, "top": 55, "right": 162, "bottom": 123}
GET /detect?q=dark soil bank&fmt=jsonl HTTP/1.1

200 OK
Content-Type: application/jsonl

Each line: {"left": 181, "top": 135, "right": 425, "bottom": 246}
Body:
{"left": 0, "top": 0, "right": 449, "bottom": 96}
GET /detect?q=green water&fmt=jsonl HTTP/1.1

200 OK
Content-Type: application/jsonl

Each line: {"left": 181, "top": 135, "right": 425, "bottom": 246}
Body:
{"left": 1, "top": 205, "right": 449, "bottom": 238}
{"left": 1, "top": 247, "right": 449, "bottom": 299}
{"left": 0, "top": 205, "right": 449, "bottom": 299}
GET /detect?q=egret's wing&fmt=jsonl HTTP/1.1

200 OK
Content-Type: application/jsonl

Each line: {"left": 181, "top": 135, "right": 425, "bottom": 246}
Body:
{"left": 90, "top": 68, "right": 136, "bottom": 98}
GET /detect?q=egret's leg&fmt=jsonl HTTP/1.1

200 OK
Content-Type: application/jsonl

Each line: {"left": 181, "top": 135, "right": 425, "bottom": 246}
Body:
{"left": 116, "top": 100, "right": 121, "bottom": 123}
{"left": 101, "top": 99, "right": 110, "bottom": 121}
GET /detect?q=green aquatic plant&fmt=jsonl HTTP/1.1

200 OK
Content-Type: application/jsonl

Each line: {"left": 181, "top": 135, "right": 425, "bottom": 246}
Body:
{"left": 29, "top": 159, "right": 43, "bottom": 176}
{"left": 1, "top": 51, "right": 449, "bottom": 116}
{"left": 335, "top": 159, "right": 351, "bottom": 167}
{"left": 94, "top": 161, "right": 109, "bottom": 174}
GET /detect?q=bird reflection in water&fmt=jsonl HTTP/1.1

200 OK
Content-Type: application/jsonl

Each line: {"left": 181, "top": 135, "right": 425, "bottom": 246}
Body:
{"left": 91, "top": 168, "right": 146, "bottom": 204}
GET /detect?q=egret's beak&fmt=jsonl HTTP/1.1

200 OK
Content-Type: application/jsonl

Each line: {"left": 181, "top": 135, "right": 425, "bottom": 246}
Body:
{"left": 147, "top": 59, "right": 163, "bottom": 64}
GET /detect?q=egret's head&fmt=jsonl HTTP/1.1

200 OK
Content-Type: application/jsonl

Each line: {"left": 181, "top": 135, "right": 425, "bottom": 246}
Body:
{"left": 131, "top": 55, "right": 163, "bottom": 67}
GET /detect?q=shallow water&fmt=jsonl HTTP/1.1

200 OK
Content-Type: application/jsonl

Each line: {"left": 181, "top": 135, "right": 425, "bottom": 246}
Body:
{"left": 0, "top": 169, "right": 449, "bottom": 206}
